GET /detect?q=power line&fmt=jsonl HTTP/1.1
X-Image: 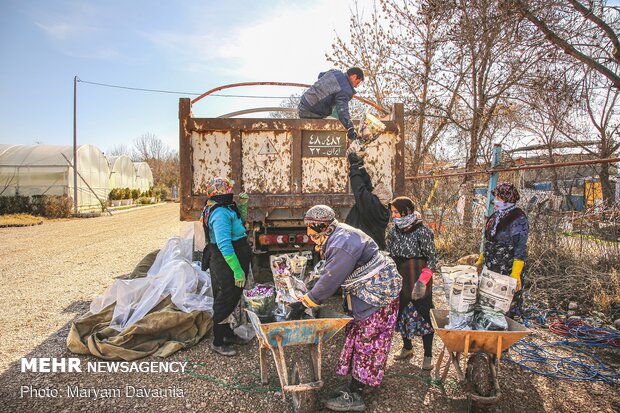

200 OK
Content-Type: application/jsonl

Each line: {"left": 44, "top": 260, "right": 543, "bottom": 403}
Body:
{"left": 76, "top": 78, "right": 300, "bottom": 99}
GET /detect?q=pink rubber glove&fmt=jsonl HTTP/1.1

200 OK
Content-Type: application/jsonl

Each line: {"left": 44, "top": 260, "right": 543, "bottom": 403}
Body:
{"left": 419, "top": 267, "right": 433, "bottom": 285}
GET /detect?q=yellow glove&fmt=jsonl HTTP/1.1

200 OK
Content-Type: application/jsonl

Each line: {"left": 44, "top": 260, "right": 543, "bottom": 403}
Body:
{"left": 475, "top": 252, "right": 484, "bottom": 266}
{"left": 300, "top": 294, "right": 320, "bottom": 308}
{"left": 511, "top": 259, "right": 524, "bottom": 291}
{"left": 475, "top": 252, "right": 484, "bottom": 274}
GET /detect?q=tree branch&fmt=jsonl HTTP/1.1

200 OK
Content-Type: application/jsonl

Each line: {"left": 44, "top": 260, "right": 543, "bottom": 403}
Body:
{"left": 514, "top": 0, "right": 620, "bottom": 89}
{"left": 566, "top": 0, "right": 620, "bottom": 62}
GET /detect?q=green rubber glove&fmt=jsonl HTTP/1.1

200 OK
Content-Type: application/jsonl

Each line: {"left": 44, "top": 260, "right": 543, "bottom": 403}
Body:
{"left": 238, "top": 192, "right": 249, "bottom": 222}
{"left": 224, "top": 254, "right": 245, "bottom": 288}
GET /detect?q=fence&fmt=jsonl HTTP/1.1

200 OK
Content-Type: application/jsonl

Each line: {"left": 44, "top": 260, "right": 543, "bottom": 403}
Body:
{"left": 402, "top": 156, "right": 620, "bottom": 319}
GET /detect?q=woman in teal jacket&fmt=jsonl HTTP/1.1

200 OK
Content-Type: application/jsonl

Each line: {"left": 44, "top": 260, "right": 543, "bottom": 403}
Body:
{"left": 202, "top": 177, "right": 252, "bottom": 356}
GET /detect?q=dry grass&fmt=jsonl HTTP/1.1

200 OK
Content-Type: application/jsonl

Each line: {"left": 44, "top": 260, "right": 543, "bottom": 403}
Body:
{"left": 431, "top": 202, "right": 620, "bottom": 320}
{"left": 525, "top": 207, "right": 619, "bottom": 316}
{"left": 592, "top": 269, "right": 620, "bottom": 315}
{"left": 0, "top": 214, "right": 43, "bottom": 227}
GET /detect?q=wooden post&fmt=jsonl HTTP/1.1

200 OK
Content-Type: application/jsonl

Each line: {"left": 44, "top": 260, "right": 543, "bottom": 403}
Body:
{"left": 73, "top": 75, "right": 78, "bottom": 214}
{"left": 393, "top": 103, "right": 405, "bottom": 196}
{"left": 179, "top": 98, "right": 193, "bottom": 221}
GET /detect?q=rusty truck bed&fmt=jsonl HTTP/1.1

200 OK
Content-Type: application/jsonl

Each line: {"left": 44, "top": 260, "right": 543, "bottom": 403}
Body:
{"left": 179, "top": 98, "right": 404, "bottom": 222}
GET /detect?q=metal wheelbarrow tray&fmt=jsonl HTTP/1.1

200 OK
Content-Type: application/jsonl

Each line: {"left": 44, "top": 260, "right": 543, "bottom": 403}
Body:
{"left": 430, "top": 309, "right": 531, "bottom": 410}
{"left": 246, "top": 308, "right": 352, "bottom": 413}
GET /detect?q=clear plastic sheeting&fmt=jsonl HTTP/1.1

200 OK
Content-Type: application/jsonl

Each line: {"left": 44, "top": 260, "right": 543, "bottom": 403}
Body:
{"left": 89, "top": 234, "right": 213, "bottom": 332}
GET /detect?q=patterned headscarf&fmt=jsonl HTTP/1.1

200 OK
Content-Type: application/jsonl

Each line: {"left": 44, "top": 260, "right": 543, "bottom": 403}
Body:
{"left": 205, "top": 177, "right": 235, "bottom": 198}
{"left": 492, "top": 182, "right": 520, "bottom": 204}
{"left": 489, "top": 182, "right": 519, "bottom": 237}
{"left": 394, "top": 213, "right": 418, "bottom": 230}
{"left": 201, "top": 176, "right": 237, "bottom": 225}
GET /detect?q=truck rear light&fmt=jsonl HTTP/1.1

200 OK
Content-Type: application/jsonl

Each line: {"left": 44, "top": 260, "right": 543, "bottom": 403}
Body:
{"left": 257, "top": 234, "right": 313, "bottom": 246}
{"left": 258, "top": 235, "right": 288, "bottom": 245}
{"left": 296, "top": 234, "right": 311, "bottom": 244}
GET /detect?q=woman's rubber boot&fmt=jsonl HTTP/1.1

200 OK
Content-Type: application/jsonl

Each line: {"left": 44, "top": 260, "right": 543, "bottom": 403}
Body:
{"left": 422, "top": 356, "right": 433, "bottom": 370}
{"left": 210, "top": 342, "right": 236, "bottom": 356}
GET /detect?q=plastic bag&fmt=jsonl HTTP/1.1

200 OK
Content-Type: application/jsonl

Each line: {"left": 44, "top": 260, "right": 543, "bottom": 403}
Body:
{"left": 473, "top": 267, "right": 517, "bottom": 331}
{"left": 243, "top": 284, "right": 277, "bottom": 321}
{"left": 270, "top": 253, "right": 309, "bottom": 304}
{"left": 440, "top": 265, "right": 477, "bottom": 301}
{"left": 233, "top": 323, "right": 256, "bottom": 341}
{"left": 304, "top": 260, "right": 325, "bottom": 290}
{"left": 445, "top": 269, "right": 478, "bottom": 330}
{"left": 359, "top": 111, "right": 386, "bottom": 143}
{"left": 273, "top": 302, "right": 314, "bottom": 322}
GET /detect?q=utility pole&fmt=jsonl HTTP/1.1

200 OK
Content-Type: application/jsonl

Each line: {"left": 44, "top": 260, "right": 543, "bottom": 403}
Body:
{"left": 480, "top": 144, "right": 502, "bottom": 251}
{"left": 73, "top": 76, "right": 78, "bottom": 214}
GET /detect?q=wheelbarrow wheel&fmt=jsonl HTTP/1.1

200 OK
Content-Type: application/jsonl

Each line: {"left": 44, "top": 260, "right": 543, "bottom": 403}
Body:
{"left": 289, "top": 349, "right": 317, "bottom": 413}
{"left": 466, "top": 353, "right": 495, "bottom": 413}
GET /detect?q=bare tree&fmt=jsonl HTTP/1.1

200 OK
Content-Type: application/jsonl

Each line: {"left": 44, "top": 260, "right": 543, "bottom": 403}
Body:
{"left": 518, "top": 71, "right": 582, "bottom": 194}
{"left": 434, "top": 0, "right": 548, "bottom": 226}
{"left": 106, "top": 144, "right": 131, "bottom": 157}
{"left": 510, "top": 0, "right": 620, "bottom": 88}
{"left": 329, "top": 0, "right": 549, "bottom": 226}
{"left": 270, "top": 94, "right": 300, "bottom": 119}
{"left": 132, "top": 133, "right": 178, "bottom": 189}
{"left": 133, "top": 133, "right": 170, "bottom": 163}
{"left": 579, "top": 71, "right": 619, "bottom": 203}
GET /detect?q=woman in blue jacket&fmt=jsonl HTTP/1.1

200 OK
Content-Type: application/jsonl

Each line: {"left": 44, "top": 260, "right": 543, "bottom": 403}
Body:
{"left": 202, "top": 177, "right": 252, "bottom": 356}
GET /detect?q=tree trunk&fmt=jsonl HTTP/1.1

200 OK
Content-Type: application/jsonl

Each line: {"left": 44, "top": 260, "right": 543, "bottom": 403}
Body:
{"left": 598, "top": 160, "right": 615, "bottom": 206}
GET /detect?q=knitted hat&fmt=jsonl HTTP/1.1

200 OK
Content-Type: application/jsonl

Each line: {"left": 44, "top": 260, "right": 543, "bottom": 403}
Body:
{"left": 304, "top": 205, "right": 336, "bottom": 226}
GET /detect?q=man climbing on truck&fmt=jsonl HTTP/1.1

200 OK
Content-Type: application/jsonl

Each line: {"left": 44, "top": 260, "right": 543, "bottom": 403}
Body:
{"left": 298, "top": 67, "right": 364, "bottom": 141}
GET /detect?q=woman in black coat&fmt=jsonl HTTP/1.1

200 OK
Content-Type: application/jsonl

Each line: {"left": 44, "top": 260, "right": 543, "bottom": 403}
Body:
{"left": 386, "top": 197, "right": 437, "bottom": 370}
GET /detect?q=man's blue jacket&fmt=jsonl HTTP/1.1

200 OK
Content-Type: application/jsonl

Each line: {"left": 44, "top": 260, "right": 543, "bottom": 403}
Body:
{"left": 299, "top": 69, "right": 356, "bottom": 130}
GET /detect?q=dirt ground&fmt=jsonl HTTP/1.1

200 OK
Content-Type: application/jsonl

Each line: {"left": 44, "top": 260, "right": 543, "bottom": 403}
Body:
{"left": 0, "top": 202, "right": 618, "bottom": 413}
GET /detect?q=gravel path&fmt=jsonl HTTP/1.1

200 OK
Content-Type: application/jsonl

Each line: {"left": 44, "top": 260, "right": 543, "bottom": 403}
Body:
{"left": 0, "top": 202, "right": 618, "bottom": 413}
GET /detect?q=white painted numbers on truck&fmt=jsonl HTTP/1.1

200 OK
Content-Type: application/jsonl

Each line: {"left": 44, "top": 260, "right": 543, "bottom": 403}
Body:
{"left": 302, "top": 131, "right": 347, "bottom": 157}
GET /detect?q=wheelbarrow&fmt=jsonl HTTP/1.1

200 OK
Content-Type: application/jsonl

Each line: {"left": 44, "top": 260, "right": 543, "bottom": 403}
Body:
{"left": 246, "top": 308, "right": 352, "bottom": 413}
{"left": 430, "top": 309, "right": 531, "bottom": 412}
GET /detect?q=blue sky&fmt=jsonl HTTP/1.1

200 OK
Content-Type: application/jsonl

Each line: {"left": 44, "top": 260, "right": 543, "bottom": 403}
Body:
{"left": 2, "top": 1, "right": 619, "bottom": 154}
{"left": 0, "top": 0, "right": 369, "bottom": 153}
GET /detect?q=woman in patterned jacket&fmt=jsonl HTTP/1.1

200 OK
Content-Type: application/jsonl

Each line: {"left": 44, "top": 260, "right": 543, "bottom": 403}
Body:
{"left": 475, "top": 182, "right": 529, "bottom": 317}
{"left": 300, "top": 204, "right": 401, "bottom": 412}
{"left": 386, "top": 196, "right": 437, "bottom": 370}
